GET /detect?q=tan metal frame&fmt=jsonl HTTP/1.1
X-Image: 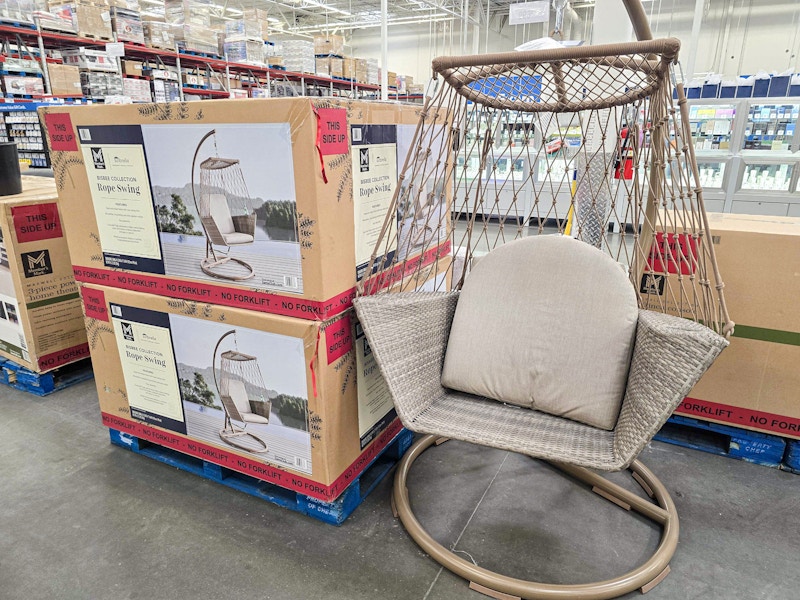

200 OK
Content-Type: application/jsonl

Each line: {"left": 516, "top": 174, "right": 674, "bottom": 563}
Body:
{"left": 394, "top": 436, "right": 678, "bottom": 600}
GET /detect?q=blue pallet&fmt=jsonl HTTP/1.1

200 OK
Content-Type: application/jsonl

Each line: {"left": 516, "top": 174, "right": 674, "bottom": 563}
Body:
{"left": 268, "top": 65, "right": 286, "bottom": 71}
{"left": 0, "top": 19, "right": 37, "bottom": 29}
{"left": 109, "top": 427, "right": 413, "bottom": 525}
{"left": 178, "top": 49, "right": 223, "bottom": 60}
{"left": 0, "top": 357, "right": 94, "bottom": 396}
{"left": 782, "top": 440, "right": 800, "bottom": 474}
{"left": 1, "top": 70, "right": 42, "bottom": 77}
{"left": 655, "top": 415, "right": 786, "bottom": 468}
{"left": 182, "top": 83, "right": 209, "bottom": 90}
{"left": 314, "top": 53, "right": 344, "bottom": 59}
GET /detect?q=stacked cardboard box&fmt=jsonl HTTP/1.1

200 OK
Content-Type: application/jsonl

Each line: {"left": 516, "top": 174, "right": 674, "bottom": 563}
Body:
{"left": 223, "top": 40, "right": 263, "bottom": 65}
{"left": 111, "top": 6, "right": 144, "bottom": 44}
{"left": 150, "top": 77, "right": 179, "bottom": 102}
{"left": 47, "top": 1, "right": 112, "bottom": 39}
{"left": 641, "top": 213, "right": 800, "bottom": 439}
{"left": 143, "top": 19, "right": 175, "bottom": 50}
{"left": 172, "top": 23, "right": 217, "bottom": 55}
{"left": 46, "top": 63, "right": 82, "bottom": 96}
{"left": 1, "top": 74, "right": 45, "bottom": 96}
{"left": 1, "top": 0, "right": 47, "bottom": 23}
{"left": 0, "top": 176, "right": 88, "bottom": 373}
{"left": 33, "top": 6, "right": 78, "bottom": 32}
{"left": 40, "top": 98, "right": 452, "bottom": 502}
{"left": 354, "top": 58, "right": 367, "bottom": 84}
{"left": 163, "top": 0, "right": 209, "bottom": 26}
{"left": 313, "top": 34, "right": 344, "bottom": 56}
{"left": 61, "top": 48, "right": 118, "bottom": 71}
{"left": 122, "top": 76, "right": 151, "bottom": 101}
{"left": 79, "top": 71, "right": 123, "bottom": 97}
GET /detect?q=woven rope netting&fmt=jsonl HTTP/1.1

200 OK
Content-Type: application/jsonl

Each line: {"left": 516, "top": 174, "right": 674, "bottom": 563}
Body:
{"left": 361, "top": 38, "right": 733, "bottom": 336}
{"left": 198, "top": 157, "right": 253, "bottom": 221}
{"left": 219, "top": 350, "right": 269, "bottom": 406}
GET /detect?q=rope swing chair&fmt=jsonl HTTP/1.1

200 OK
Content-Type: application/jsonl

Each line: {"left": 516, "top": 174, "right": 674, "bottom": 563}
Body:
{"left": 213, "top": 329, "right": 271, "bottom": 454}
{"left": 191, "top": 129, "right": 257, "bottom": 281}
{"left": 353, "top": 1, "right": 734, "bottom": 598}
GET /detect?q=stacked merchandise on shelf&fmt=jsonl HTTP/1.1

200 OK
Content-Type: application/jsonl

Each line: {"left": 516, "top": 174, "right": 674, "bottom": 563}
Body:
{"left": 0, "top": 55, "right": 44, "bottom": 97}
{"left": 40, "top": 97, "right": 452, "bottom": 508}
{"left": 223, "top": 7, "right": 267, "bottom": 65}
{"left": 147, "top": 67, "right": 179, "bottom": 102}
{"left": 366, "top": 58, "right": 378, "bottom": 85}
{"left": 142, "top": 18, "right": 176, "bottom": 51}
{"left": 0, "top": 176, "right": 89, "bottom": 373}
{"left": 0, "top": 104, "right": 48, "bottom": 166}
{"left": 280, "top": 39, "right": 314, "bottom": 75}
{"left": 354, "top": 58, "right": 367, "bottom": 84}
{"left": 62, "top": 47, "right": 122, "bottom": 99}
{"left": 110, "top": 0, "right": 144, "bottom": 45}
{"left": 314, "top": 35, "right": 345, "bottom": 80}
{"left": 265, "top": 41, "right": 282, "bottom": 69}
{"left": 120, "top": 60, "right": 151, "bottom": 101}
{"left": 165, "top": 0, "right": 217, "bottom": 56}
{"left": 46, "top": 0, "right": 113, "bottom": 40}
{"left": 1, "top": 0, "right": 48, "bottom": 23}
{"left": 46, "top": 62, "right": 82, "bottom": 95}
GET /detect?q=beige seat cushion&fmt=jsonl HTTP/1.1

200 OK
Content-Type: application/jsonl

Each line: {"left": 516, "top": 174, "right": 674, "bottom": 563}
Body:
{"left": 441, "top": 235, "right": 639, "bottom": 431}
{"left": 221, "top": 231, "right": 254, "bottom": 245}
{"left": 227, "top": 379, "right": 253, "bottom": 415}
{"left": 208, "top": 194, "right": 235, "bottom": 235}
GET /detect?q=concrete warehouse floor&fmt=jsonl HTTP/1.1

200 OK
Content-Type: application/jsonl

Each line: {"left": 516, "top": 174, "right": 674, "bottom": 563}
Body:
{"left": 1, "top": 379, "right": 798, "bottom": 600}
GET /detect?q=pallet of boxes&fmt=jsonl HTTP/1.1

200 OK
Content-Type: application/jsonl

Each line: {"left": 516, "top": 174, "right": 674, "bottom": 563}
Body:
{"left": 40, "top": 97, "right": 453, "bottom": 523}
{"left": 165, "top": 0, "right": 218, "bottom": 57}
{"left": 0, "top": 176, "right": 91, "bottom": 395}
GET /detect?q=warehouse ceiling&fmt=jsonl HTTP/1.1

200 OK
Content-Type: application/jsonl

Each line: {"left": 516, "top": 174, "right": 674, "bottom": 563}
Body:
{"left": 213, "top": 0, "right": 521, "bottom": 35}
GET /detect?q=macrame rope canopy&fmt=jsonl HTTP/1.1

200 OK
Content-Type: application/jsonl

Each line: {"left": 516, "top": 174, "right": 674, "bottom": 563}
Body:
{"left": 360, "top": 37, "right": 733, "bottom": 337}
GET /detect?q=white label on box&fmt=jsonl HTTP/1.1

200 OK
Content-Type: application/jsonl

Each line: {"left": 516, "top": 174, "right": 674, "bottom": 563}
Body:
{"left": 111, "top": 303, "right": 186, "bottom": 433}
{"left": 105, "top": 42, "right": 124, "bottom": 57}
{"left": 355, "top": 319, "right": 395, "bottom": 449}
{"left": 100, "top": 10, "right": 111, "bottom": 22}
{"left": 0, "top": 237, "right": 28, "bottom": 362}
{"left": 78, "top": 126, "right": 163, "bottom": 270}
{"left": 352, "top": 125, "right": 397, "bottom": 280}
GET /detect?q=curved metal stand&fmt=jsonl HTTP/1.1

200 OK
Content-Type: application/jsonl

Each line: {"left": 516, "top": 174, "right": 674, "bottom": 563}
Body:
{"left": 201, "top": 253, "right": 255, "bottom": 281}
{"left": 393, "top": 435, "right": 678, "bottom": 600}
{"left": 218, "top": 427, "right": 268, "bottom": 454}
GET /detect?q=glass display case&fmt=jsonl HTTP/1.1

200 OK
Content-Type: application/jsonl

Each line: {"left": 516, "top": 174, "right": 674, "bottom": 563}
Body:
{"left": 740, "top": 162, "right": 793, "bottom": 192}
{"left": 688, "top": 103, "right": 736, "bottom": 152}
{"left": 742, "top": 102, "right": 800, "bottom": 152}
{"left": 696, "top": 161, "right": 727, "bottom": 190}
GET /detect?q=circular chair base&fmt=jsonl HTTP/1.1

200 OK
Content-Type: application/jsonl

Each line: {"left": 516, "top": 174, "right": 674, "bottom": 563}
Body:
{"left": 219, "top": 429, "right": 268, "bottom": 454}
{"left": 201, "top": 256, "right": 255, "bottom": 281}
{"left": 393, "top": 434, "right": 679, "bottom": 600}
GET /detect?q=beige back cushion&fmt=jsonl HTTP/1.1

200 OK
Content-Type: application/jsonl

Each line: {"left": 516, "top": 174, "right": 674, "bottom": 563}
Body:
{"left": 226, "top": 379, "right": 252, "bottom": 415}
{"left": 441, "top": 235, "right": 639, "bottom": 431}
{"left": 209, "top": 194, "right": 235, "bottom": 235}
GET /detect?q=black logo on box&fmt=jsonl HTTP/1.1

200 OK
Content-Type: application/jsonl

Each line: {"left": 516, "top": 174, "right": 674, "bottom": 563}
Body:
{"left": 359, "top": 148, "right": 370, "bottom": 172}
{"left": 21, "top": 250, "right": 53, "bottom": 278}
{"left": 121, "top": 322, "right": 135, "bottom": 341}
{"left": 640, "top": 273, "right": 666, "bottom": 296}
{"left": 91, "top": 147, "right": 106, "bottom": 169}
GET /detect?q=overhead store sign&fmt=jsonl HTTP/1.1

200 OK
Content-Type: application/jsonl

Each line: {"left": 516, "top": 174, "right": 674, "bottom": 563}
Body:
{"left": 509, "top": 1, "right": 550, "bottom": 25}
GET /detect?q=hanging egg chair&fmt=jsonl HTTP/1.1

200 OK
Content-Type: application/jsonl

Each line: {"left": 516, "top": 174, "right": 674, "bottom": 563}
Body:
{"left": 191, "top": 129, "right": 257, "bottom": 281}
{"left": 213, "top": 329, "right": 270, "bottom": 454}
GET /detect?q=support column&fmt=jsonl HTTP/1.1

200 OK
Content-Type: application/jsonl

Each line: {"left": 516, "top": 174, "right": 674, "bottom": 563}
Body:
{"left": 592, "top": 0, "right": 634, "bottom": 45}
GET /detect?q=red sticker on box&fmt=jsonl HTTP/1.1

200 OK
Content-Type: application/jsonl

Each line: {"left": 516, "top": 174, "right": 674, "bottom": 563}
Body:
{"left": 43, "top": 113, "right": 78, "bottom": 151}
{"left": 11, "top": 203, "right": 63, "bottom": 243}
{"left": 316, "top": 108, "right": 349, "bottom": 155}
{"left": 81, "top": 287, "right": 109, "bottom": 322}
{"left": 326, "top": 314, "right": 352, "bottom": 364}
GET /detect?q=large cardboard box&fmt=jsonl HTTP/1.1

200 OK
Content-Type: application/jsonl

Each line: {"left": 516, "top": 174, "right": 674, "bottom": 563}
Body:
{"left": 0, "top": 177, "right": 89, "bottom": 372}
{"left": 314, "top": 34, "right": 344, "bottom": 56}
{"left": 47, "top": 63, "right": 82, "bottom": 96}
{"left": 40, "top": 98, "right": 452, "bottom": 321}
{"left": 79, "top": 282, "right": 404, "bottom": 500}
{"left": 663, "top": 214, "right": 800, "bottom": 438}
